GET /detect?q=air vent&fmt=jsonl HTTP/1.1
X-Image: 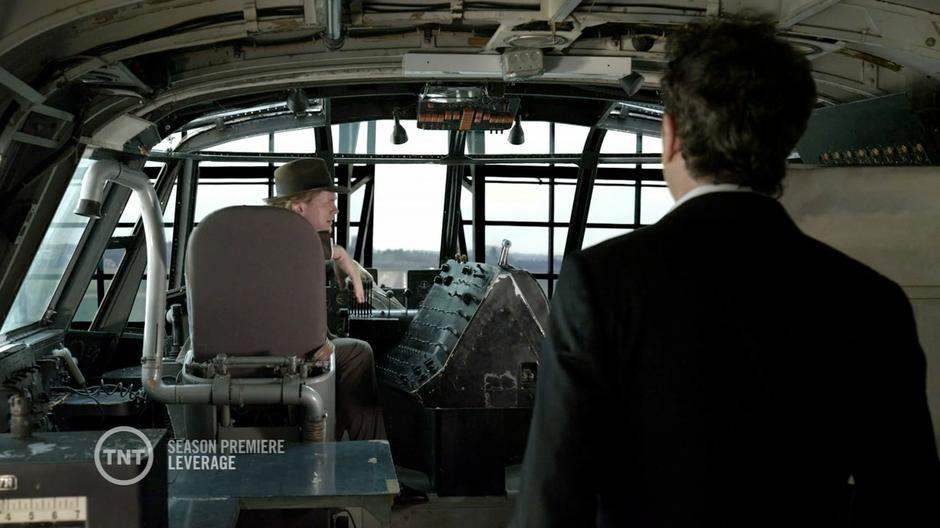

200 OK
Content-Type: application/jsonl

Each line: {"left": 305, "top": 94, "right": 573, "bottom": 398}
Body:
{"left": 505, "top": 34, "right": 568, "bottom": 48}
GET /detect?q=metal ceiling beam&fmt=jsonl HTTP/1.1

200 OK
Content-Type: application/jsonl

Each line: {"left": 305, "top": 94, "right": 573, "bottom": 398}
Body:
{"left": 353, "top": 178, "right": 375, "bottom": 265}
{"left": 402, "top": 54, "right": 631, "bottom": 81}
{"left": 812, "top": 72, "right": 886, "bottom": 98}
{"left": 543, "top": 0, "right": 583, "bottom": 22}
{"left": 5, "top": 1, "right": 936, "bottom": 121}
{"left": 0, "top": 66, "right": 45, "bottom": 105}
{"left": 10, "top": 133, "right": 59, "bottom": 149}
{"left": 780, "top": 0, "right": 842, "bottom": 29}
{"left": 61, "top": 22, "right": 252, "bottom": 84}
{"left": 149, "top": 82, "right": 632, "bottom": 130}
{"left": 564, "top": 127, "right": 605, "bottom": 256}
{"left": 0, "top": 149, "right": 81, "bottom": 331}
{"left": 176, "top": 114, "right": 327, "bottom": 152}
{"left": 170, "top": 163, "right": 666, "bottom": 183}
{"left": 168, "top": 159, "right": 197, "bottom": 290}
{"left": 784, "top": 1, "right": 940, "bottom": 62}
{"left": 0, "top": 66, "right": 75, "bottom": 154}
{"left": 148, "top": 150, "right": 663, "bottom": 165}
{"left": 2, "top": 1, "right": 923, "bottom": 141}
{"left": 0, "top": 0, "right": 144, "bottom": 57}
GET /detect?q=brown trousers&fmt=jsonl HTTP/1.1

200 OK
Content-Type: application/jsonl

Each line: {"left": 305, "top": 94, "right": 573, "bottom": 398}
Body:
{"left": 333, "top": 337, "right": 387, "bottom": 441}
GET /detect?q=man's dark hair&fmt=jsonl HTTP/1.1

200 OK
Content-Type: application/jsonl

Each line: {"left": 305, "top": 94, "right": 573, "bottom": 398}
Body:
{"left": 661, "top": 15, "right": 816, "bottom": 196}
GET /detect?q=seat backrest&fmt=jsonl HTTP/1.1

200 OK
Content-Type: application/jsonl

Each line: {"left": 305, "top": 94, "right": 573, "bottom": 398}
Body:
{"left": 186, "top": 206, "right": 326, "bottom": 361}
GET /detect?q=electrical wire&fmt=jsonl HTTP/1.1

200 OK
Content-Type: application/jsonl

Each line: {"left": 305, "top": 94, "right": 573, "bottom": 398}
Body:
{"left": 575, "top": 3, "right": 705, "bottom": 12}
{"left": 366, "top": 2, "right": 449, "bottom": 7}
{"left": 50, "top": 383, "right": 145, "bottom": 427}
{"left": 465, "top": 2, "right": 540, "bottom": 9}
{"left": 364, "top": 4, "right": 450, "bottom": 13}
{"left": 363, "top": 2, "right": 540, "bottom": 12}
{"left": 333, "top": 508, "right": 359, "bottom": 528}
{"left": 50, "top": 386, "right": 107, "bottom": 425}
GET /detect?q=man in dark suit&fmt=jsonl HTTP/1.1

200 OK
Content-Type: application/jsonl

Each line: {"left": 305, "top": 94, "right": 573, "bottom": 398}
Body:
{"left": 513, "top": 16, "right": 940, "bottom": 528}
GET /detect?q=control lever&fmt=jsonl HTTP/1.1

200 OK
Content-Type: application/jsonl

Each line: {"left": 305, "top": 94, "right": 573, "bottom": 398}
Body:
{"left": 498, "top": 239, "right": 512, "bottom": 268}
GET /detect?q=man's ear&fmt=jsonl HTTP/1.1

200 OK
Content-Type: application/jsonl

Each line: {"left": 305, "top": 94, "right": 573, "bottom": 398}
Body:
{"left": 290, "top": 201, "right": 303, "bottom": 214}
{"left": 662, "top": 113, "right": 682, "bottom": 164}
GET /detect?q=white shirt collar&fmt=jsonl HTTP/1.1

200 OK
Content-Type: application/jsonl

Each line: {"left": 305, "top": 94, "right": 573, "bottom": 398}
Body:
{"left": 671, "top": 183, "right": 753, "bottom": 210}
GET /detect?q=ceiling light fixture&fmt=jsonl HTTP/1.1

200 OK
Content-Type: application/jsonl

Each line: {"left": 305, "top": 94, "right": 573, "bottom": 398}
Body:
{"left": 392, "top": 109, "right": 409, "bottom": 145}
{"left": 508, "top": 115, "right": 525, "bottom": 145}
{"left": 286, "top": 89, "right": 308, "bottom": 116}
{"left": 620, "top": 72, "right": 645, "bottom": 97}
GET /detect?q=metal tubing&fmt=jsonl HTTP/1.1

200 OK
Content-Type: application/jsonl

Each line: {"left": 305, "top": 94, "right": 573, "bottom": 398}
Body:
{"left": 77, "top": 160, "right": 168, "bottom": 374}
{"left": 326, "top": 0, "right": 344, "bottom": 49}
{"left": 439, "top": 131, "right": 467, "bottom": 265}
{"left": 76, "top": 159, "right": 119, "bottom": 218}
{"left": 9, "top": 395, "right": 30, "bottom": 439}
{"left": 212, "top": 356, "right": 293, "bottom": 366}
{"left": 52, "top": 347, "right": 86, "bottom": 387}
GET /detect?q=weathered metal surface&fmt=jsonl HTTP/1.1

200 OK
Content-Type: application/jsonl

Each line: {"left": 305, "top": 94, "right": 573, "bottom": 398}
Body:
{"left": 378, "top": 259, "right": 546, "bottom": 409}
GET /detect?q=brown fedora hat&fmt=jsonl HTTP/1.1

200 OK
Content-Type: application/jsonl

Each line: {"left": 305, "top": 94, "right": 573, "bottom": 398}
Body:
{"left": 264, "top": 158, "right": 349, "bottom": 203}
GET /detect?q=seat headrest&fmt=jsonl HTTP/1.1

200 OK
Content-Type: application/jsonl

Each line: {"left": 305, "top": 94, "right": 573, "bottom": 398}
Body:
{"left": 186, "top": 206, "right": 327, "bottom": 360}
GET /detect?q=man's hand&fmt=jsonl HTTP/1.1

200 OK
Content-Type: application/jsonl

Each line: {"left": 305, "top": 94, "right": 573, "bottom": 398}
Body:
{"left": 333, "top": 245, "right": 366, "bottom": 304}
{"left": 349, "top": 274, "right": 366, "bottom": 304}
{"left": 357, "top": 263, "right": 374, "bottom": 285}
{"left": 313, "top": 340, "right": 335, "bottom": 362}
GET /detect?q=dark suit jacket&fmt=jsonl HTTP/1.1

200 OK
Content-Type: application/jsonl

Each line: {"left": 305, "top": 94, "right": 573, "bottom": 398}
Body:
{"left": 514, "top": 192, "right": 940, "bottom": 527}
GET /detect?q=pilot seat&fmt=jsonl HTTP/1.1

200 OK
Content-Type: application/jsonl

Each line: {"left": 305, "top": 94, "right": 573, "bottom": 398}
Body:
{"left": 169, "top": 205, "right": 336, "bottom": 442}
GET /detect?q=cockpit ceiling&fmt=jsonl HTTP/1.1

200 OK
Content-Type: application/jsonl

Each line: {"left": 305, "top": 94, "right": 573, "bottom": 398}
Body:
{"left": 0, "top": 1, "right": 939, "bottom": 133}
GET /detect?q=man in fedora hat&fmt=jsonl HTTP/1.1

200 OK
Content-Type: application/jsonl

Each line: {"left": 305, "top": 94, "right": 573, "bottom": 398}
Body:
{"left": 267, "top": 158, "right": 367, "bottom": 303}
{"left": 266, "top": 157, "right": 386, "bottom": 441}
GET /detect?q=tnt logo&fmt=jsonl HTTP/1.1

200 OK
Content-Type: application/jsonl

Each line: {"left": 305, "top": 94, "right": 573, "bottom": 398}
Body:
{"left": 93, "top": 426, "right": 154, "bottom": 486}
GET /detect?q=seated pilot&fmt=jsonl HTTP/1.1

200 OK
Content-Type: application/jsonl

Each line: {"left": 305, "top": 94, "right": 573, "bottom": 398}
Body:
{"left": 264, "top": 158, "right": 385, "bottom": 441}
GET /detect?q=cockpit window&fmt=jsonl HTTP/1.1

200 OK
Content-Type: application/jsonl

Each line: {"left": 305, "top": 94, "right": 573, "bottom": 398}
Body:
{"left": 348, "top": 121, "right": 447, "bottom": 155}
{"left": 1, "top": 158, "right": 93, "bottom": 335}
{"left": 641, "top": 135, "right": 664, "bottom": 169}
{"left": 59, "top": 118, "right": 669, "bottom": 326}
{"left": 201, "top": 135, "right": 270, "bottom": 167}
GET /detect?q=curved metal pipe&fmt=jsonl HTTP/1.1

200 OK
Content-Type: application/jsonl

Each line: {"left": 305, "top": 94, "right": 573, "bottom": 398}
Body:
{"left": 76, "top": 160, "right": 327, "bottom": 439}
{"left": 52, "top": 347, "right": 86, "bottom": 387}
{"left": 77, "top": 159, "right": 168, "bottom": 377}
{"left": 76, "top": 159, "right": 118, "bottom": 218}
{"left": 326, "top": 0, "right": 345, "bottom": 50}
{"left": 299, "top": 384, "right": 326, "bottom": 441}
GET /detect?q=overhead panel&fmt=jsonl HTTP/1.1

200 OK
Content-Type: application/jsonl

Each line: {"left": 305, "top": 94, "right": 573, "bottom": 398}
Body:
{"left": 402, "top": 53, "right": 630, "bottom": 82}
{"left": 598, "top": 101, "right": 663, "bottom": 137}
{"left": 796, "top": 93, "right": 938, "bottom": 166}
{"left": 84, "top": 114, "right": 158, "bottom": 152}
{"left": 417, "top": 86, "right": 519, "bottom": 131}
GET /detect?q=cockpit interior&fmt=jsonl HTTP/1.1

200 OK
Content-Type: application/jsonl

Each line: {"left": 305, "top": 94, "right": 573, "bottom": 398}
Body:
{"left": 0, "top": 1, "right": 938, "bottom": 526}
